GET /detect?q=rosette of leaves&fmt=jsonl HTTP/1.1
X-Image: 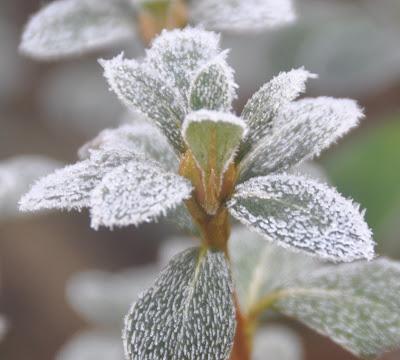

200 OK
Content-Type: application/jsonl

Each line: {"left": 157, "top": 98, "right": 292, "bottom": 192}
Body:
{"left": 20, "top": 0, "right": 295, "bottom": 60}
{"left": 19, "top": 28, "right": 400, "bottom": 359}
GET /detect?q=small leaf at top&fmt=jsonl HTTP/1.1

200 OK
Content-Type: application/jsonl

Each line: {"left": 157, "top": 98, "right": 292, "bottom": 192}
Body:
{"left": 189, "top": 52, "right": 237, "bottom": 112}
{"left": 20, "top": 0, "right": 135, "bottom": 60}
{"left": 123, "top": 247, "right": 236, "bottom": 360}
{"left": 274, "top": 258, "right": 400, "bottom": 358}
{"left": 182, "top": 110, "right": 246, "bottom": 179}
{"left": 228, "top": 174, "right": 375, "bottom": 262}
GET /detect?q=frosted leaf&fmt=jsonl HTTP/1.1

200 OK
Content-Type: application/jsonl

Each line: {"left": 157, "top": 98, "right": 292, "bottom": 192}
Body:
{"left": 228, "top": 174, "right": 375, "bottom": 262}
{"left": 229, "top": 227, "right": 320, "bottom": 314}
{"left": 189, "top": 52, "right": 237, "bottom": 112}
{"left": 0, "top": 155, "right": 61, "bottom": 219}
{"left": 78, "top": 123, "right": 179, "bottom": 172}
{"left": 182, "top": 110, "right": 247, "bottom": 178}
{"left": 20, "top": 0, "right": 135, "bottom": 60}
{"left": 66, "top": 266, "right": 158, "bottom": 326}
{"left": 90, "top": 159, "right": 192, "bottom": 229}
{"left": 240, "top": 97, "right": 364, "bottom": 181}
{"left": 100, "top": 54, "right": 187, "bottom": 153}
{"left": 0, "top": 315, "right": 8, "bottom": 342}
{"left": 275, "top": 258, "right": 400, "bottom": 358}
{"left": 19, "top": 150, "right": 134, "bottom": 212}
{"left": 239, "top": 68, "right": 316, "bottom": 157}
{"left": 163, "top": 204, "right": 199, "bottom": 235}
{"left": 190, "top": 0, "right": 296, "bottom": 32}
{"left": 290, "top": 161, "right": 329, "bottom": 184}
{"left": 253, "top": 326, "right": 304, "bottom": 360}
{"left": 145, "top": 28, "right": 221, "bottom": 103}
{"left": 123, "top": 247, "right": 235, "bottom": 360}
{"left": 56, "top": 330, "right": 124, "bottom": 360}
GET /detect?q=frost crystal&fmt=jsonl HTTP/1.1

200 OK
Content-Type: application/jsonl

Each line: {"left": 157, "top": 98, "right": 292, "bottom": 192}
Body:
{"left": 191, "top": 0, "right": 296, "bottom": 32}
{"left": 90, "top": 159, "right": 192, "bottom": 229}
{"left": 228, "top": 174, "right": 374, "bottom": 262}
{"left": 20, "top": 0, "right": 135, "bottom": 60}
{"left": 276, "top": 258, "right": 400, "bottom": 358}
{"left": 123, "top": 247, "right": 235, "bottom": 360}
{"left": 240, "top": 97, "right": 364, "bottom": 181}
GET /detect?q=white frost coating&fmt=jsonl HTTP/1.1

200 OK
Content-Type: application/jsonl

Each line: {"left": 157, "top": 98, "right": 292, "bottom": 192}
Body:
{"left": 20, "top": 0, "right": 135, "bottom": 60}
{"left": 90, "top": 159, "right": 192, "bottom": 229}
{"left": 189, "top": 51, "right": 237, "bottom": 112}
{"left": 190, "top": 0, "right": 296, "bottom": 32}
{"left": 78, "top": 123, "right": 179, "bottom": 172}
{"left": 240, "top": 68, "right": 317, "bottom": 153}
{"left": 276, "top": 258, "right": 400, "bottom": 358}
{"left": 66, "top": 267, "right": 158, "bottom": 326}
{"left": 0, "top": 155, "right": 61, "bottom": 219}
{"left": 253, "top": 326, "right": 304, "bottom": 360}
{"left": 56, "top": 330, "right": 124, "bottom": 360}
{"left": 123, "top": 247, "right": 236, "bottom": 360}
{"left": 228, "top": 174, "right": 375, "bottom": 262}
{"left": 145, "top": 27, "right": 221, "bottom": 102}
{"left": 240, "top": 97, "right": 364, "bottom": 181}
{"left": 229, "top": 227, "right": 320, "bottom": 314}
{"left": 100, "top": 54, "right": 187, "bottom": 153}
{"left": 19, "top": 150, "right": 134, "bottom": 212}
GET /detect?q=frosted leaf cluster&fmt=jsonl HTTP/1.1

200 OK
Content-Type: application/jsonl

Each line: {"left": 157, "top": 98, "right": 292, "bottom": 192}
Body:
{"left": 0, "top": 155, "right": 60, "bottom": 220}
{"left": 123, "top": 247, "right": 235, "bottom": 360}
{"left": 20, "top": 0, "right": 296, "bottom": 60}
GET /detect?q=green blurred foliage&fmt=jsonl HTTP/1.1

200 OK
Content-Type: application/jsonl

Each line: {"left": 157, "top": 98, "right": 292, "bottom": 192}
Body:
{"left": 323, "top": 115, "right": 400, "bottom": 254}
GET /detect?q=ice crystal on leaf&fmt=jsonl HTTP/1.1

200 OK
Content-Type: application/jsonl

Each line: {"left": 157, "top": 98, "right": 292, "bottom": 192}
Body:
{"left": 123, "top": 247, "right": 235, "bottom": 360}
{"left": 20, "top": 0, "right": 296, "bottom": 60}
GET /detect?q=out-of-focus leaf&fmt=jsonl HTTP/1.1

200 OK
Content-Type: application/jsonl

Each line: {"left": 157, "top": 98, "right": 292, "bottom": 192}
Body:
{"left": 323, "top": 117, "right": 400, "bottom": 248}
{"left": 253, "top": 326, "right": 304, "bottom": 360}
{"left": 228, "top": 174, "right": 374, "bottom": 262}
{"left": 90, "top": 158, "right": 192, "bottom": 229}
{"left": 123, "top": 247, "right": 235, "bottom": 360}
{"left": 182, "top": 110, "right": 246, "bottom": 178}
{"left": 275, "top": 258, "right": 400, "bottom": 358}
{"left": 190, "top": 0, "right": 296, "bottom": 32}
{"left": 189, "top": 53, "right": 237, "bottom": 111}
{"left": 229, "top": 227, "right": 319, "bottom": 314}
{"left": 20, "top": 0, "right": 135, "bottom": 60}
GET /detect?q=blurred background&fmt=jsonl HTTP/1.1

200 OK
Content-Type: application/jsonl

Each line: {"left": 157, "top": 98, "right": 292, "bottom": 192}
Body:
{"left": 0, "top": 0, "right": 399, "bottom": 359}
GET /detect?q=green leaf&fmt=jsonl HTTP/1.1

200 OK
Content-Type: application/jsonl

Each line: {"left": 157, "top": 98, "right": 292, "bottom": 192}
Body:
{"left": 229, "top": 227, "right": 320, "bottom": 315}
{"left": 274, "top": 258, "right": 400, "bottom": 358}
{"left": 123, "top": 247, "right": 236, "bottom": 360}
{"left": 182, "top": 110, "right": 246, "bottom": 178}
{"left": 228, "top": 174, "right": 374, "bottom": 262}
{"left": 189, "top": 53, "right": 237, "bottom": 112}
{"left": 20, "top": 0, "right": 135, "bottom": 60}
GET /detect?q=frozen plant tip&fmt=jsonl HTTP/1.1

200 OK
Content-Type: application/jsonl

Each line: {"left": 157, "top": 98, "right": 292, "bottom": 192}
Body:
{"left": 20, "top": 0, "right": 295, "bottom": 60}
{"left": 19, "top": 28, "right": 400, "bottom": 360}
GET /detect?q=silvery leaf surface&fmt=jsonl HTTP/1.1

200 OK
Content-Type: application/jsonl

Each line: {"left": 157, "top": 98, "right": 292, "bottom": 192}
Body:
{"left": 229, "top": 227, "right": 320, "bottom": 315}
{"left": 56, "top": 330, "right": 124, "bottom": 360}
{"left": 123, "top": 247, "right": 235, "bottom": 360}
{"left": 20, "top": 0, "right": 135, "bottom": 60}
{"left": 275, "top": 258, "right": 400, "bottom": 358}
{"left": 182, "top": 110, "right": 246, "bottom": 178}
{"left": 19, "top": 150, "right": 134, "bottom": 212}
{"left": 253, "top": 326, "right": 304, "bottom": 360}
{"left": 190, "top": 0, "right": 296, "bottom": 32}
{"left": 66, "top": 266, "right": 158, "bottom": 326}
{"left": 100, "top": 54, "right": 187, "bottom": 153}
{"left": 239, "top": 68, "right": 316, "bottom": 158}
{"left": 144, "top": 28, "right": 222, "bottom": 104}
{"left": 78, "top": 122, "right": 179, "bottom": 172}
{"left": 189, "top": 52, "right": 237, "bottom": 112}
{"left": 90, "top": 158, "right": 192, "bottom": 229}
{"left": 0, "top": 155, "right": 61, "bottom": 219}
{"left": 228, "top": 174, "right": 375, "bottom": 262}
{"left": 239, "top": 97, "right": 364, "bottom": 181}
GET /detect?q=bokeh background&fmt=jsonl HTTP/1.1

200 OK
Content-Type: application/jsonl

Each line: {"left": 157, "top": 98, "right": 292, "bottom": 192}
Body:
{"left": 0, "top": 0, "right": 399, "bottom": 359}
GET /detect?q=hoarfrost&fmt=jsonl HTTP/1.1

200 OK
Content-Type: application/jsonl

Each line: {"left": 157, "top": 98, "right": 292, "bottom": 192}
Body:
{"left": 228, "top": 174, "right": 374, "bottom": 262}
